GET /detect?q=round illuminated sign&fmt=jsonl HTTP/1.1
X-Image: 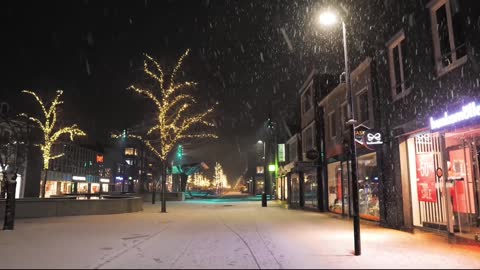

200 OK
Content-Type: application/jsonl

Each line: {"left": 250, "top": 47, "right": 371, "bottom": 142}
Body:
{"left": 436, "top": 168, "right": 443, "bottom": 178}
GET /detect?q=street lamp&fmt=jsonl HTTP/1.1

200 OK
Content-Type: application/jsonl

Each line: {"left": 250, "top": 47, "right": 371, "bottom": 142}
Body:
{"left": 318, "top": 9, "right": 361, "bottom": 256}
{"left": 257, "top": 140, "right": 267, "bottom": 207}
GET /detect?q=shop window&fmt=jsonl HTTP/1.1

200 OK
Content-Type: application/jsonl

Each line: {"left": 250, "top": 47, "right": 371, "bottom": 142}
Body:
{"left": 427, "top": 0, "right": 467, "bottom": 77}
{"left": 304, "top": 172, "right": 318, "bottom": 208}
{"left": 356, "top": 90, "right": 369, "bottom": 124}
{"left": 387, "top": 30, "right": 413, "bottom": 100}
{"left": 124, "top": 147, "right": 137, "bottom": 156}
{"left": 328, "top": 162, "right": 344, "bottom": 214}
{"left": 357, "top": 153, "right": 380, "bottom": 221}
{"left": 301, "top": 85, "right": 313, "bottom": 114}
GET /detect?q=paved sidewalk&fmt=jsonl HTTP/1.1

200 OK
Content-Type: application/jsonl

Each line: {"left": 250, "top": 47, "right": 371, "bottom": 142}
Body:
{"left": 1, "top": 200, "right": 480, "bottom": 269}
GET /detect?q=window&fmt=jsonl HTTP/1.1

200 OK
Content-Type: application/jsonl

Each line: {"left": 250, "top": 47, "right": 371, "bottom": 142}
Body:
{"left": 357, "top": 90, "right": 369, "bottom": 124}
{"left": 328, "top": 111, "right": 337, "bottom": 139}
{"left": 387, "top": 30, "right": 412, "bottom": 100}
{"left": 340, "top": 102, "right": 348, "bottom": 133}
{"left": 301, "top": 86, "right": 313, "bottom": 114}
{"left": 256, "top": 166, "right": 264, "bottom": 174}
{"left": 288, "top": 140, "right": 298, "bottom": 162}
{"left": 302, "top": 123, "right": 315, "bottom": 153}
{"left": 428, "top": 0, "right": 467, "bottom": 76}
{"left": 124, "top": 147, "right": 137, "bottom": 156}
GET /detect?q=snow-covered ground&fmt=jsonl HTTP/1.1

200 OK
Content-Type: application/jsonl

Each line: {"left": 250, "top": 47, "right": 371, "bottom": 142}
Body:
{"left": 1, "top": 200, "right": 480, "bottom": 269}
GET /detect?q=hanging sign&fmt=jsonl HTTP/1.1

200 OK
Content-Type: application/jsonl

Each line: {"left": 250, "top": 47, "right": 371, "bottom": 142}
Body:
{"left": 363, "top": 129, "right": 383, "bottom": 150}
{"left": 415, "top": 153, "right": 437, "bottom": 202}
{"left": 354, "top": 124, "right": 370, "bottom": 145}
{"left": 278, "top": 144, "right": 286, "bottom": 162}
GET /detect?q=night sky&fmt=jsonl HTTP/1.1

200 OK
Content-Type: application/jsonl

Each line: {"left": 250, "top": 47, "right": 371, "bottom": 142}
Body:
{"left": 2, "top": 0, "right": 349, "bottom": 182}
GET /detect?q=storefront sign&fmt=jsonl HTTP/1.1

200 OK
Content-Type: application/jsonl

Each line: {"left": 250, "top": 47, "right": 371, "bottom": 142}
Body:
{"left": 72, "top": 176, "right": 86, "bottom": 181}
{"left": 363, "top": 129, "right": 383, "bottom": 150}
{"left": 354, "top": 124, "right": 370, "bottom": 145}
{"left": 430, "top": 102, "right": 480, "bottom": 130}
{"left": 115, "top": 176, "right": 123, "bottom": 181}
{"left": 278, "top": 144, "right": 286, "bottom": 162}
{"left": 100, "top": 178, "right": 110, "bottom": 183}
{"left": 415, "top": 153, "right": 437, "bottom": 202}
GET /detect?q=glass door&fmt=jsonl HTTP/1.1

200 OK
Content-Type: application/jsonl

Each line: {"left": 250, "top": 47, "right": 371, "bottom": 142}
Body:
{"left": 445, "top": 132, "right": 480, "bottom": 237}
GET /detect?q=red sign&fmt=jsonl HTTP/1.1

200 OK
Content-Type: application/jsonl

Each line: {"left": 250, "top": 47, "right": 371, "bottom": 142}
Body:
{"left": 416, "top": 153, "right": 437, "bottom": 202}
{"left": 96, "top": 155, "right": 104, "bottom": 163}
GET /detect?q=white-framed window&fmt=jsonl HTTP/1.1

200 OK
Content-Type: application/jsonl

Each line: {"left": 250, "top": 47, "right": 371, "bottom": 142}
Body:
{"left": 328, "top": 111, "right": 337, "bottom": 139}
{"left": 287, "top": 135, "right": 299, "bottom": 162}
{"left": 302, "top": 122, "right": 315, "bottom": 154}
{"left": 340, "top": 102, "right": 348, "bottom": 133}
{"left": 356, "top": 89, "right": 369, "bottom": 124}
{"left": 301, "top": 84, "right": 314, "bottom": 115}
{"left": 387, "top": 30, "right": 412, "bottom": 100}
{"left": 427, "top": 0, "right": 467, "bottom": 77}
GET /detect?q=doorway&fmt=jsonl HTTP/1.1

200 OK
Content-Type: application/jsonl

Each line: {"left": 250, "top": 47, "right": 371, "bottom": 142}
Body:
{"left": 445, "top": 129, "right": 480, "bottom": 237}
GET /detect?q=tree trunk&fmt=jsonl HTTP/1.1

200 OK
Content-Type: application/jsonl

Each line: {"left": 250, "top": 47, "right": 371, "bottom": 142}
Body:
{"left": 41, "top": 169, "right": 48, "bottom": 198}
{"left": 151, "top": 180, "right": 156, "bottom": 204}
{"left": 180, "top": 173, "right": 188, "bottom": 192}
{"left": 161, "top": 160, "right": 167, "bottom": 213}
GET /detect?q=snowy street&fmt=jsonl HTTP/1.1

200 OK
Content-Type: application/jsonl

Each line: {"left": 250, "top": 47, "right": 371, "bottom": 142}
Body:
{"left": 1, "top": 200, "right": 480, "bottom": 269}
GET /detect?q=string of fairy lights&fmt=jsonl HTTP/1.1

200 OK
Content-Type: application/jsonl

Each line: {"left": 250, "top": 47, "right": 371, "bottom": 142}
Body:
{"left": 19, "top": 90, "right": 86, "bottom": 170}
{"left": 121, "top": 49, "right": 217, "bottom": 162}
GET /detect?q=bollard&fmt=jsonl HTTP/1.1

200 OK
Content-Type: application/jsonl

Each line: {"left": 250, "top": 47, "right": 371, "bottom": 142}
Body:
{"left": 262, "top": 192, "right": 267, "bottom": 207}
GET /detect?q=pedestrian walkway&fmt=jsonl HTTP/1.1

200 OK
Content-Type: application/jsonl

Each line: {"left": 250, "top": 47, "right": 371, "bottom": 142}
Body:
{"left": 1, "top": 200, "right": 479, "bottom": 269}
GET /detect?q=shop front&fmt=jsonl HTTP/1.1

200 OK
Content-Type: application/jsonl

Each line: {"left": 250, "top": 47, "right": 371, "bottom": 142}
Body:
{"left": 276, "top": 167, "right": 288, "bottom": 201}
{"left": 399, "top": 102, "right": 480, "bottom": 238}
{"left": 100, "top": 178, "right": 110, "bottom": 193}
{"left": 43, "top": 171, "right": 73, "bottom": 198}
{"left": 304, "top": 170, "right": 318, "bottom": 209}
{"left": 326, "top": 151, "right": 380, "bottom": 221}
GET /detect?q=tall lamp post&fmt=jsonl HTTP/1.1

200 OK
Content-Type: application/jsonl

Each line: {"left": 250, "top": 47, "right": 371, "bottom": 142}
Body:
{"left": 257, "top": 140, "right": 267, "bottom": 207}
{"left": 318, "top": 9, "right": 361, "bottom": 256}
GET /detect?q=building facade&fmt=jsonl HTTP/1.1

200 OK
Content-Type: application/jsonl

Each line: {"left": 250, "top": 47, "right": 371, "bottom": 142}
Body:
{"left": 375, "top": 0, "right": 480, "bottom": 238}
{"left": 44, "top": 143, "right": 108, "bottom": 197}
{"left": 277, "top": 0, "right": 480, "bottom": 240}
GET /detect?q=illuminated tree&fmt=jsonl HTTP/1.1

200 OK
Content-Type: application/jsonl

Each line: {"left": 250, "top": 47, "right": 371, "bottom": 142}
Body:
{"left": 114, "top": 49, "right": 217, "bottom": 212}
{"left": 214, "top": 162, "right": 228, "bottom": 195}
{"left": 20, "top": 90, "right": 86, "bottom": 198}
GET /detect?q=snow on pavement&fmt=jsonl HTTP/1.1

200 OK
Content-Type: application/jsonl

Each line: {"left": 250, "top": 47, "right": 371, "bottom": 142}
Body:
{"left": 1, "top": 200, "right": 480, "bottom": 269}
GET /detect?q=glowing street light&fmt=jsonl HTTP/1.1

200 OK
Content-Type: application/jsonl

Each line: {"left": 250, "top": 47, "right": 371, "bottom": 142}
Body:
{"left": 317, "top": 7, "right": 361, "bottom": 256}
{"left": 318, "top": 10, "right": 338, "bottom": 26}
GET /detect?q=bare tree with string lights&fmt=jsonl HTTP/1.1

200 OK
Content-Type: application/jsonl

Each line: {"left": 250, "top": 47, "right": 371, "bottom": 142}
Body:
{"left": 20, "top": 90, "right": 86, "bottom": 198}
{"left": 112, "top": 49, "right": 217, "bottom": 212}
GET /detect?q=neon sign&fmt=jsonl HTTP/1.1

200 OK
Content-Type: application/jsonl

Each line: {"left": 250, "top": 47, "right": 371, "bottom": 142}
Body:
{"left": 430, "top": 102, "right": 480, "bottom": 130}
